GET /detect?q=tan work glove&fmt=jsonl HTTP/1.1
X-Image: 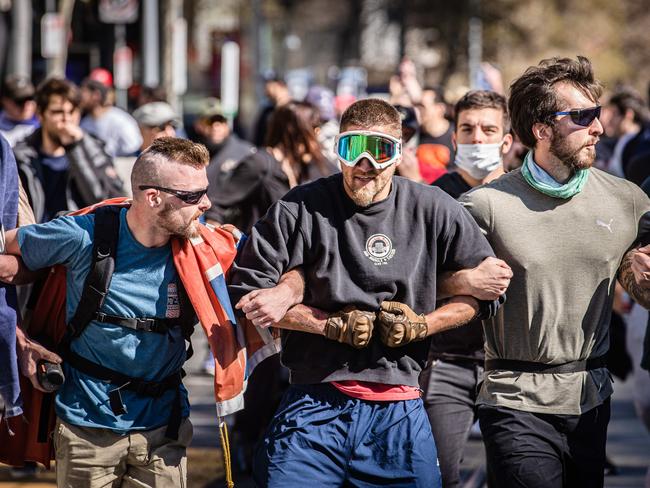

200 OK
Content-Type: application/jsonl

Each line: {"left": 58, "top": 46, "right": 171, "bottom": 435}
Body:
{"left": 378, "top": 301, "right": 428, "bottom": 347}
{"left": 324, "top": 308, "right": 375, "bottom": 348}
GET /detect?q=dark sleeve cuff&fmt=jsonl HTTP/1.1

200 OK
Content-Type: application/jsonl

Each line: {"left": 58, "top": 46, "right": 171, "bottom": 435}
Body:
{"left": 642, "top": 315, "right": 650, "bottom": 372}
{"left": 476, "top": 294, "right": 506, "bottom": 321}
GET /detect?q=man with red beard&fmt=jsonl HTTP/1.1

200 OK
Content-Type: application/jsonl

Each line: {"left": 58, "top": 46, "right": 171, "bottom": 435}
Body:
{"left": 229, "top": 98, "right": 504, "bottom": 487}
{"left": 460, "top": 56, "right": 650, "bottom": 487}
{"left": 0, "top": 137, "right": 292, "bottom": 487}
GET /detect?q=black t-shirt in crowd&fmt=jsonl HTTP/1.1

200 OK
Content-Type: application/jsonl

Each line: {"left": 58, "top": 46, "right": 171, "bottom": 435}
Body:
{"left": 228, "top": 173, "right": 494, "bottom": 387}
{"left": 38, "top": 153, "right": 69, "bottom": 221}
{"left": 432, "top": 171, "right": 472, "bottom": 200}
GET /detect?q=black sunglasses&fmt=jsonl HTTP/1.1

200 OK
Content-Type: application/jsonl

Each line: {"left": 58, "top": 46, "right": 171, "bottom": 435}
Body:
{"left": 13, "top": 96, "right": 34, "bottom": 105}
{"left": 553, "top": 106, "right": 601, "bottom": 127}
{"left": 139, "top": 185, "right": 208, "bottom": 205}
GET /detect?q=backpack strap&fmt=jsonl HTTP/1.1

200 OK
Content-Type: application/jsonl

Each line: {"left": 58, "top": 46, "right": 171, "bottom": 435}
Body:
{"left": 61, "top": 344, "right": 185, "bottom": 439}
{"left": 92, "top": 312, "right": 181, "bottom": 333}
{"left": 59, "top": 204, "right": 190, "bottom": 439}
{"left": 66, "top": 205, "right": 120, "bottom": 338}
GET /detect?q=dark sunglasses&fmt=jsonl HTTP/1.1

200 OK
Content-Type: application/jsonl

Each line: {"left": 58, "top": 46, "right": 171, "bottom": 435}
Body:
{"left": 13, "top": 96, "right": 34, "bottom": 105}
{"left": 553, "top": 106, "right": 601, "bottom": 127}
{"left": 139, "top": 185, "right": 208, "bottom": 205}
{"left": 146, "top": 121, "right": 176, "bottom": 131}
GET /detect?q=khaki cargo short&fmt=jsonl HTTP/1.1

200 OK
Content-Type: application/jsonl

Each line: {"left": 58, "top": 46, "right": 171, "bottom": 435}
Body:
{"left": 54, "top": 417, "right": 192, "bottom": 488}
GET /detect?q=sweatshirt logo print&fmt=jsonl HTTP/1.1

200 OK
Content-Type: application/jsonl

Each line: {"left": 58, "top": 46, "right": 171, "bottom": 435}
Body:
{"left": 364, "top": 234, "right": 396, "bottom": 265}
{"left": 595, "top": 218, "right": 614, "bottom": 233}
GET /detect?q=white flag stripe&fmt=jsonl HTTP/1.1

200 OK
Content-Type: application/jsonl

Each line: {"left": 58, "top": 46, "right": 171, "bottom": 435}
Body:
{"left": 206, "top": 262, "right": 224, "bottom": 281}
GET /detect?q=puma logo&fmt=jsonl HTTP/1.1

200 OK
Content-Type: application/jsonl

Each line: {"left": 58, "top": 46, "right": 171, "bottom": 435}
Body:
{"left": 596, "top": 218, "right": 614, "bottom": 233}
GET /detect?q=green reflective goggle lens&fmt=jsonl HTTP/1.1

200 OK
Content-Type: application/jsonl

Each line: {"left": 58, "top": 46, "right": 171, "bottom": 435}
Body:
{"left": 336, "top": 131, "right": 401, "bottom": 169}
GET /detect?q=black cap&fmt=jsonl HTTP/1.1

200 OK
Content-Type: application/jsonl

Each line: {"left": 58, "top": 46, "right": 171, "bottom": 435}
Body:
{"left": 2, "top": 75, "right": 35, "bottom": 102}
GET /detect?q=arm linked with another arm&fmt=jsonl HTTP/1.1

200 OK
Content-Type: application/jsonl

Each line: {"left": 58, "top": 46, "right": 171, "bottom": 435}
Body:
{"left": 0, "top": 229, "right": 46, "bottom": 285}
{"left": 618, "top": 246, "right": 650, "bottom": 309}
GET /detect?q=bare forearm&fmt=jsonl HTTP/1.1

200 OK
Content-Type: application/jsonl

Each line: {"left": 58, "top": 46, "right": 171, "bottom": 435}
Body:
{"left": 278, "top": 268, "right": 305, "bottom": 305}
{"left": 619, "top": 250, "right": 650, "bottom": 309}
{"left": 0, "top": 255, "right": 44, "bottom": 285}
{"left": 437, "top": 270, "right": 468, "bottom": 299}
{"left": 438, "top": 257, "right": 512, "bottom": 301}
{"left": 425, "top": 296, "right": 479, "bottom": 336}
{"left": 275, "top": 304, "right": 328, "bottom": 335}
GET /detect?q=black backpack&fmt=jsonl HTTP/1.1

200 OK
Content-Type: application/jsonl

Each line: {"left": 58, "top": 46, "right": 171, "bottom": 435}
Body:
{"left": 58, "top": 205, "right": 196, "bottom": 440}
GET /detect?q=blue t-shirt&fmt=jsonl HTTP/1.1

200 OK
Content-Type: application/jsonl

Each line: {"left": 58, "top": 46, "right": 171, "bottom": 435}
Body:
{"left": 18, "top": 208, "right": 190, "bottom": 432}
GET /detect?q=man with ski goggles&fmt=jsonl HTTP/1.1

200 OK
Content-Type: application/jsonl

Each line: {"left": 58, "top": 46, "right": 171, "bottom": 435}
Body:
{"left": 335, "top": 130, "right": 402, "bottom": 169}
{"left": 229, "top": 98, "right": 505, "bottom": 487}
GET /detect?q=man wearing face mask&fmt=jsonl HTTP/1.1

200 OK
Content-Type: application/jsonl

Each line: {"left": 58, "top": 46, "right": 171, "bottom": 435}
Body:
{"left": 433, "top": 90, "right": 512, "bottom": 197}
{"left": 421, "top": 90, "right": 514, "bottom": 488}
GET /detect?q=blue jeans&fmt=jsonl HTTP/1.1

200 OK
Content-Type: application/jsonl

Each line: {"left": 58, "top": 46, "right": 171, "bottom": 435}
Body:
{"left": 253, "top": 383, "right": 441, "bottom": 487}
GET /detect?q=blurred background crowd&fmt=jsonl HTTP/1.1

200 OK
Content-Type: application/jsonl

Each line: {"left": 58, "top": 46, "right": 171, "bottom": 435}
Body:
{"left": 1, "top": 1, "right": 650, "bottom": 486}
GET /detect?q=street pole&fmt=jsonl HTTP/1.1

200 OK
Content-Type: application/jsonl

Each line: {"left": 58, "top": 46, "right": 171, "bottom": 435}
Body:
{"left": 221, "top": 41, "right": 240, "bottom": 129}
{"left": 114, "top": 24, "right": 127, "bottom": 109}
{"left": 45, "top": 0, "right": 56, "bottom": 76}
{"left": 468, "top": 0, "right": 482, "bottom": 89}
{"left": 10, "top": 0, "right": 32, "bottom": 78}
{"left": 51, "top": 0, "right": 75, "bottom": 77}
{"left": 142, "top": 0, "right": 160, "bottom": 88}
{"left": 251, "top": 0, "right": 263, "bottom": 108}
{"left": 163, "top": 0, "right": 182, "bottom": 111}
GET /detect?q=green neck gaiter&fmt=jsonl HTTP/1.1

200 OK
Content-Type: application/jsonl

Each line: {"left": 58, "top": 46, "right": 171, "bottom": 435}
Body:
{"left": 520, "top": 151, "right": 589, "bottom": 199}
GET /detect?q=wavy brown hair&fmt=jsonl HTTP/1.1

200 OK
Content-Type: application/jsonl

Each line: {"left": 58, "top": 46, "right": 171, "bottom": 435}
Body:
{"left": 509, "top": 56, "right": 603, "bottom": 149}
{"left": 35, "top": 78, "right": 81, "bottom": 113}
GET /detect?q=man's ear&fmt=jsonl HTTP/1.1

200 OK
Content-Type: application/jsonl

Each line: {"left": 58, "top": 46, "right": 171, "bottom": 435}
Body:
{"left": 451, "top": 131, "right": 457, "bottom": 151}
{"left": 143, "top": 189, "right": 160, "bottom": 208}
{"left": 501, "top": 133, "right": 513, "bottom": 155}
{"left": 532, "top": 122, "right": 552, "bottom": 143}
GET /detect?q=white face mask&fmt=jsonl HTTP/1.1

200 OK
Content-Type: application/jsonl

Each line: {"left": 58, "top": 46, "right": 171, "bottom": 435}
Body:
{"left": 454, "top": 142, "right": 503, "bottom": 180}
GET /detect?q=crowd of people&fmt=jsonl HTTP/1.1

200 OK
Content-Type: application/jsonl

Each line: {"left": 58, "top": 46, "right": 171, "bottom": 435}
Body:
{"left": 0, "top": 54, "right": 648, "bottom": 488}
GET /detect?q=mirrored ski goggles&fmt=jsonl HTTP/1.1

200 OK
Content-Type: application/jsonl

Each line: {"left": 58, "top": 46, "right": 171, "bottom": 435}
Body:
{"left": 553, "top": 105, "right": 601, "bottom": 127}
{"left": 335, "top": 131, "right": 402, "bottom": 169}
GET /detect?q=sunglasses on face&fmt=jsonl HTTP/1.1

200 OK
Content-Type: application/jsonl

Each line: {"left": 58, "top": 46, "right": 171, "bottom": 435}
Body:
{"left": 13, "top": 97, "right": 33, "bottom": 105}
{"left": 139, "top": 185, "right": 208, "bottom": 205}
{"left": 334, "top": 130, "right": 402, "bottom": 169}
{"left": 146, "top": 122, "right": 175, "bottom": 131}
{"left": 553, "top": 106, "right": 601, "bottom": 127}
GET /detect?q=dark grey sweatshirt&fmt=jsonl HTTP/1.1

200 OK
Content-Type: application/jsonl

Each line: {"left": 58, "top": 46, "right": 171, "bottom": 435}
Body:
{"left": 228, "top": 173, "right": 494, "bottom": 386}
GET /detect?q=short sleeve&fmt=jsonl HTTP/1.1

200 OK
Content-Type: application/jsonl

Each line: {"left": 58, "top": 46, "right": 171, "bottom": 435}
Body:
{"left": 436, "top": 199, "right": 495, "bottom": 272}
{"left": 630, "top": 181, "right": 650, "bottom": 247}
{"left": 17, "top": 215, "right": 93, "bottom": 270}
{"left": 459, "top": 186, "right": 492, "bottom": 236}
{"left": 227, "top": 200, "right": 305, "bottom": 306}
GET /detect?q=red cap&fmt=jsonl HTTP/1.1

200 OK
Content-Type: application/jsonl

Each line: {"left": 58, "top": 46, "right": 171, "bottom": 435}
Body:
{"left": 89, "top": 68, "right": 113, "bottom": 88}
